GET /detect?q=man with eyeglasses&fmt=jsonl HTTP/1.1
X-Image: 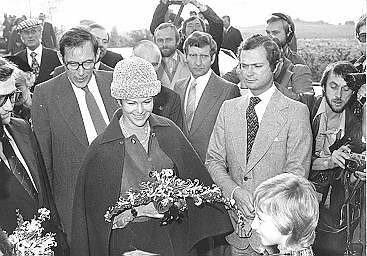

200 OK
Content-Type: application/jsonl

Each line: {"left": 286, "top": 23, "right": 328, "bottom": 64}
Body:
{"left": 173, "top": 30, "right": 240, "bottom": 256}
{"left": 0, "top": 57, "right": 69, "bottom": 256}
{"left": 14, "top": 19, "right": 61, "bottom": 91}
{"left": 31, "top": 27, "right": 119, "bottom": 244}
{"left": 354, "top": 14, "right": 366, "bottom": 73}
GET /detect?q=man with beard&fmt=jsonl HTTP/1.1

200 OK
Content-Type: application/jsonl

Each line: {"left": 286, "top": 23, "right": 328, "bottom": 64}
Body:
{"left": 154, "top": 22, "right": 190, "bottom": 90}
{"left": 89, "top": 23, "right": 123, "bottom": 68}
{"left": 265, "top": 13, "right": 306, "bottom": 65}
{"left": 308, "top": 61, "right": 364, "bottom": 256}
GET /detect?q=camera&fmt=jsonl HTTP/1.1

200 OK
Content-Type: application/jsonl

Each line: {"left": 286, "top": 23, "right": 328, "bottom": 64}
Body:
{"left": 345, "top": 152, "right": 366, "bottom": 173}
{"left": 345, "top": 73, "right": 366, "bottom": 92}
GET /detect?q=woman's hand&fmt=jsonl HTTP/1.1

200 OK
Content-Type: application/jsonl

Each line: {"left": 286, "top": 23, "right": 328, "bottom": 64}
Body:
{"left": 136, "top": 202, "right": 164, "bottom": 219}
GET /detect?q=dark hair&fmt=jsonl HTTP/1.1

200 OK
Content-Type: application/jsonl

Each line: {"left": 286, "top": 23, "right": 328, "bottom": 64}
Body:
{"left": 320, "top": 61, "right": 358, "bottom": 89}
{"left": 0, "top": 58, "right": 14, "bottom": 82}
{"left": 238, "top": 34, "right": 281, "bottom": 71}
{"left": 183, "top": 31, "right": 217, "bottom": 57}
{"left": 182, "top": 16, "right": 205, "bottom": 36}
{"left": 154, "top": 22, "right": 180, "bottom": 44}
{"left": 59, "top": 27, "right": 99, "bottom": 58}
{"left": 355, "top": 14, "right": 366, "bottom": 36}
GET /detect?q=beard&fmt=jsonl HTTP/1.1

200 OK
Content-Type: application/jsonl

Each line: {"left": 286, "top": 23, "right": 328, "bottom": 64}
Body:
{"left": 160, "top": 47, "right": 176, "bottom": 57}
{"left": 325, "top": 94, "right": 349, "bottom": 113}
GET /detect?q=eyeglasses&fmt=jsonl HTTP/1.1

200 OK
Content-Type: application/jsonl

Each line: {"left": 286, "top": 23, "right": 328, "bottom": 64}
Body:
{"left": 358, "top": 33, "right": 366, "bottom": 43}
{"left": 0, "top": 90, "right": 22, "bottom": 107}
{"left": 65, "top": 60, "right": 95, "bottom": 71}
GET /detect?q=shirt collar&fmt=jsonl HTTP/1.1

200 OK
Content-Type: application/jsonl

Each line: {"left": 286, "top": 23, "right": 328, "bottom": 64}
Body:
{"left": 191, "top": 69, "right": 212, "bottom": 86}
{"left": 249, "top": 83, "right": 276, "bottom": 103}
{"left": 27, "top": 44, "right": 42, "bottom": 58}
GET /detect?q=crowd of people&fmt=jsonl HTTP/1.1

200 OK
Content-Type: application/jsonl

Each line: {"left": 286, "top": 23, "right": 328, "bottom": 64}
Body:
{"left": 0, "top": 0, "right": 366, "bottom": 255}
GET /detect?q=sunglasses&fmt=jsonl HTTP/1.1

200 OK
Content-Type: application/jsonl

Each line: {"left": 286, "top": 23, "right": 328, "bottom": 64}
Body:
{"left": 0, "top": 90, "right": 22, "bottom": 107}
{"left": 358, "top": 32, "right": 366, "bottom": 43}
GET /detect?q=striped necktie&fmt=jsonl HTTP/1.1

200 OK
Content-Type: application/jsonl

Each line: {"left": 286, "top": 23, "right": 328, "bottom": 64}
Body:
{"left": 185, "top": 79, "right": 197, "bottom": 131}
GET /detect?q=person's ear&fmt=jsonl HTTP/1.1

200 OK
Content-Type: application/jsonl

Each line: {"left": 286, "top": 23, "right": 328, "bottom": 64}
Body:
{"left": 57, "top": 51, "right": 64, "bottom": 65}
{"left": 210, "top": 54, "right": 216, "bottom": 65}
{"left": 95, "top": 48, "right": 101, "bottom": 62}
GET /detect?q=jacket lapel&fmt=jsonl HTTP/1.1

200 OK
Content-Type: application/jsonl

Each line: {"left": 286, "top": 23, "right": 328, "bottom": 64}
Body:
{"left": 55, "top": 74, "right": 89, "bottom": 147}
{"left": 245, "top": 89, "right": 287, "bottom": 173}
{"left": 189, "top": 73, "right": 221, "bottom": 135}
{"left": 94, "top": 71, "right": 119, "bottom": 120}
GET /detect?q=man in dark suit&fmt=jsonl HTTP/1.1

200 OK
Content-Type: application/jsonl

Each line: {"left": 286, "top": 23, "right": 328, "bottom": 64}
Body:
{"left": 14, "top": 19, "right": 61, "bottom": 91}
{"left": 39, "top": 13, "right": 57, "bottom": 49}
{"left": 31, "top": 28, "right": 119, "bottom": 243}
{"left": 222, "top": 15, "right": 243, "bottom": 55}
{"left": 133, "top": 39, "right": 184, "bottom": 130}
{"left": 0, "top": 57, "right": 68, "bottom": 255}
{"left": 89, "top": 23, "right": 123, "bottom": 68}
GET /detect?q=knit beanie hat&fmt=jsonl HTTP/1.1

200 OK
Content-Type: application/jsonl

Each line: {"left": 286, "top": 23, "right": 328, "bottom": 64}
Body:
{"left": 111, "top": 57, "right": 161, "bottom": 100}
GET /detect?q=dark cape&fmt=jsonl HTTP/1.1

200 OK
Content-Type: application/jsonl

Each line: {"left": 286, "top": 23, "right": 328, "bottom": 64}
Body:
{"left": 71, "top": 110, "right": 233, "bottom": 256}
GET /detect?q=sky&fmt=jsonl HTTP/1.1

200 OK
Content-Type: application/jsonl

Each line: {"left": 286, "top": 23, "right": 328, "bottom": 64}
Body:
{"left": 2, "top": 0, "right": 366, "bottom": 32}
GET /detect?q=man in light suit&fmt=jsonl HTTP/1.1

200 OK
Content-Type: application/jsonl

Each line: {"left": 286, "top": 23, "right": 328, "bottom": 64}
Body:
{"left": 0, "top": 58, "right": 68, "bottom": 255}
{"left": 31, "top": 28, "right": 119, "bottom": 243}
{"left": 14, "top": 19, "right": 61, "bottom": 91}
{"left": 174, "top": 31, "right": 240, "bottom": 161}
{"left": 205, "top": 35, "right": 312, "bottom": 255}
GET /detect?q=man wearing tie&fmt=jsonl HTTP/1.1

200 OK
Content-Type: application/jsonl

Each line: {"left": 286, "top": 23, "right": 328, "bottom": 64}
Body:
{"left": 31, "top": 28, "right": 119, "bottom": 243}
{"left": 14, "top": 19, "right": 61, "bottom": 91}
{"left": 205, "top": 35, "right": 312, "bottom": 255}
{"left": 0, "top": 58, "right": 68, "bottom": 255}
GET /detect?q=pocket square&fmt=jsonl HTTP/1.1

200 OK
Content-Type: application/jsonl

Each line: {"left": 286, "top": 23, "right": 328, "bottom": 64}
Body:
{"left": 274, "top": 137, "right": 280, "bottom": 142}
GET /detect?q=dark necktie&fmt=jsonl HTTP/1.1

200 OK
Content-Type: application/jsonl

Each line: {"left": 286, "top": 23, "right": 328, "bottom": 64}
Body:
{"left": 82, "top": 85, "right": 107, "bottom": 135}
{"left": 30, "top": 52, "right": 40, "bottom": 78}
{"left": 246, "top": 97, "right": 261, "bottom": 161}
{"left": 1, "top": 134, "right": 38, "bottom": 203}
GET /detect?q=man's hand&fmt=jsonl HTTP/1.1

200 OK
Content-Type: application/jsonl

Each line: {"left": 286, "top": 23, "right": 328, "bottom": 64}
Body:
{"left": 331, "top": 145, "right": 351, "bottom": 169}
{"left": 233, "top": 187, "right": 254, "bottom": 219}
{"left": 354, "top": 171, "right": 366, "bottom": 181}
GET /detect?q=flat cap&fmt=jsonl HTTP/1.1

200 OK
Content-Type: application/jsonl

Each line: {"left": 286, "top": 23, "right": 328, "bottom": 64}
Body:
{"left": 17, "top": 19, "right": 42, "bottom": 32}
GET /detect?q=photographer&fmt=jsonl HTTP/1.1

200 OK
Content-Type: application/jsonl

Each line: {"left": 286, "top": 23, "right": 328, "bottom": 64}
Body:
{"left": 307, "top": 61, "right": 365, "bottom": 256}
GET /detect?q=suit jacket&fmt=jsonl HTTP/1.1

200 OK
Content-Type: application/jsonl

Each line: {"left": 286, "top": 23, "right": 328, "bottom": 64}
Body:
{"left": 174, "top": 72, "right": 240, "bottom": 161}
{"left": 52, "top": 62, "right": 113, "bottom": 78}
{"left": 71, "top": 111, "right": 233, "bottom": 256}
{"left": 100, "top": 50, "right": 123, "bottom": 68}
{"left": 31, "top": 71, "right": 119, "bottom": 243}
{"left": 15, "top": 46, "right": 61, "bottom": 90}
{"left": 0, "top": 118, "right": 68, "bottom": 255}
{"left": 157, "top": 50, "right": 191, "bottom": 90}
{"left": 205, "top": 88, "right": 312, "bottom": 250}
{"left": 153, "top": 86, "right": 184, "bottom": 130}
{"left": 222, "top": 26, "right": 243, "bottom": 55}
{"left": 41, "top": 22, "right": 57, "bottom": 49}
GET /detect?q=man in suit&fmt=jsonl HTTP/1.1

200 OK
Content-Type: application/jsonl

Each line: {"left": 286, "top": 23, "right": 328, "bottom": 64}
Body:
{"left": 38, "top": 13, "right": 57, "bottom": 49}
{"left": 133, "top": 39, "right": 184, "bottom": 130}
{"left": 0, "top": 58, "right": 68, "bottom": 255}
{"left": 14, "top": 19, "right": 61, "bottom": 91}
{"left": 265, "top": 13, "right": 306, "bottom": 65}
{"left": 222, "top": 15, "right": 243, "bottom": 55}
{"left": 31, "top": 27, "right": 119, "bottom": 243}
{"left": 153, "top": 22, "right": 191, "bottom": 90}
{"left": 205, "top": 35, "right": 312, "bottom": 255}
{"left": 89, "top": 23, "right": 123, "bottom": 68}
{"left": 174, "top": 31, "right": 240, "bottom": 161}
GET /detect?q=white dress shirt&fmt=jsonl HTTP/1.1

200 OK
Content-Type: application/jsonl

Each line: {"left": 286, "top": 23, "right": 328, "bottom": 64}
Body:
{"left": 26, "top": 44, "right": 43, "bottom": 67}
{"left": 184, "top": 70, "right": 212, "bottom": 114}
{"left": 0, "top": 127, "right": 38, "bottom": 192}
{"left": 70, "top": 74, "right": 109, "bottom": 144}
{"left": 249, "top": 84, "right": 276, "bottom": 124}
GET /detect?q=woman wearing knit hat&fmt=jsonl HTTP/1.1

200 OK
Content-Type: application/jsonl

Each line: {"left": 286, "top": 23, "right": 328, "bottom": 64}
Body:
{"left": 71, "top": 57, "right": 233, "bottom": 256}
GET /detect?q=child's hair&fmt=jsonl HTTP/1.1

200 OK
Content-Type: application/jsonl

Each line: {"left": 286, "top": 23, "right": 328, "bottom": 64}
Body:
{"left": 253, "top": 173, "right": 319, "bottom": 248}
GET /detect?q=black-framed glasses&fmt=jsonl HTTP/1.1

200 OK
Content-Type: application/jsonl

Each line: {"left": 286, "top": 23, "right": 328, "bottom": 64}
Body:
{"left": 65, "top": 60, "right": 95, "bottom": 71}
{"left": 0, "top": 90, "right": 22, "bottom": 107}
{"left": 358, "top": 32, "right": 366, "bottom": 43}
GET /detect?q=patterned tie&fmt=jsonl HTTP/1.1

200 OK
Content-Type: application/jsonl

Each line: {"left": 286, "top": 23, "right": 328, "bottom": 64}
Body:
{"left": 186, "top": 79, "right": 197, "bottom": 131}
{"left": 246, "top": 97, "right": 261, "bottom": 161}
{"left": 82, "top": 85, "right": 107, "bottom": 135}
{"left": 1, "top": 134, "right": 38, "bottom": 203}
{"left": 30, "top": 52, "right": 40, "bottom": 78}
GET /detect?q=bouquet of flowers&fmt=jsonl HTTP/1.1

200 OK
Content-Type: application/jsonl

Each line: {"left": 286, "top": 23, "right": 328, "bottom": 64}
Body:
{"left": 105, "top": 169, "right": 248, "bottom": 226}
{"left": 6, "top": 208, "right": 57, "bottom": 256}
